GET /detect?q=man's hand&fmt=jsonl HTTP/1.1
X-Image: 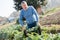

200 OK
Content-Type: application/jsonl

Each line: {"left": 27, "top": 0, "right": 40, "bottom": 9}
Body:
{"left": 21, "top": 26, "right": 28, "bottom": 37}
{"left": 21, "top": 26, "right": 26, "bottom": 31}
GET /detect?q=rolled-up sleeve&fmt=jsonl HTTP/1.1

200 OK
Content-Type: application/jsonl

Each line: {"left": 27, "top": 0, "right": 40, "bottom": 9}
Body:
{"left": 31, "top": 6, "right": 39, "bottom": 22}
{"left": 19, "top": 11, "right": 24, "bottom": 26}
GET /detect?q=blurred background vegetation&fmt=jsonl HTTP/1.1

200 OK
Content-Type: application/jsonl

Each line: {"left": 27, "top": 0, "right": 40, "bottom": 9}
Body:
{"left": 13, "top": 0, "right": 47, "bottom": 11}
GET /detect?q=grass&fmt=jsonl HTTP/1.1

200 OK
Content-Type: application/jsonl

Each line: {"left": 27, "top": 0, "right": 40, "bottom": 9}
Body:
{"left": 42, "top": 24, "right": 60, "bottom": 30}
{"left": 45, "top": 7, "right": 60, "bottom": 14}
{"left": 0, "top": 22, "right": 16, "bottom": 29}
{"left": 40, "top": 7, "right": 60, "bottom": 17}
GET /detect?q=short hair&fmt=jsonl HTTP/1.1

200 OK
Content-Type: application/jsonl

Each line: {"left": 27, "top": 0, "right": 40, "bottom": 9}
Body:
{"left": 21, "top": 1, "right": 27, "bottom": 6}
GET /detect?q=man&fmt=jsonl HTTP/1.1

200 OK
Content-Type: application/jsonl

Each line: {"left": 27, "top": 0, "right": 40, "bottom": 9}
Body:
{"left": 19, "top": 1, "right": 41, "bottom": 37}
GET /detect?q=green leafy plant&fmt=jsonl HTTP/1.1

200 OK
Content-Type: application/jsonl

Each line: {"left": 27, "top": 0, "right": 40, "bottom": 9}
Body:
{"left": 0, "top": 24, "right": 60, "bottom": 40}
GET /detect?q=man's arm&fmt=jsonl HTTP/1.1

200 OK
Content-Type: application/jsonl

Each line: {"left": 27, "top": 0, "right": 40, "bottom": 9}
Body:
{"left": 19, "top": 11, "right": 24, "bottom": 26}
{"left": 31, "top": 6, "right": 39, "bottom": 22}
{"left": 31, "top": 6, "right": 41, "bottom": 27}
{"left": 19, "top": 11, "right": 26, "bottom": 31}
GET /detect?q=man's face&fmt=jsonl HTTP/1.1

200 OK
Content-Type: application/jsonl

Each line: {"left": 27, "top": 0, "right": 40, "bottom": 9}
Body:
{"left": 21, "top": 3, "right": 27, "bottom": 10}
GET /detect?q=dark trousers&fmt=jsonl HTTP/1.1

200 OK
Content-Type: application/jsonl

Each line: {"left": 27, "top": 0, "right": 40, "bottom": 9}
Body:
{"left": 27, "top": 21, "right": 37, "bottom": 28}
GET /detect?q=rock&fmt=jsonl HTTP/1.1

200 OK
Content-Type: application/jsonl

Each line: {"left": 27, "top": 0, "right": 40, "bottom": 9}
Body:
{"left": 8, "top": 11, "right": 20, "bottom": 22}
{"left": 0, "top": 16, "right": 8, "bottom": 25}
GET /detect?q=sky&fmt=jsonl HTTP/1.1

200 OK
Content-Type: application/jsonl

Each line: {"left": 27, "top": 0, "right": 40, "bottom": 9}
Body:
{"left": 0, "top": 0, "right": 60, "bottom": 17}
{"left": 0, "top": 0, "right": 15, "bottom": 17}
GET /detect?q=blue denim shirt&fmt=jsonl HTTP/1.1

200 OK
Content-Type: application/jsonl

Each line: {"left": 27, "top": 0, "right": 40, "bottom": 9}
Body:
{"left": 19, "top": 6, "right": 38, "bottom": 26}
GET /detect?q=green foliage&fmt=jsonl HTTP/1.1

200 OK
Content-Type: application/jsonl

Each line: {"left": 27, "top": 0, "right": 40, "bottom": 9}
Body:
{"left": 0, "top": 24, "right": 60, "bottom": 40}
